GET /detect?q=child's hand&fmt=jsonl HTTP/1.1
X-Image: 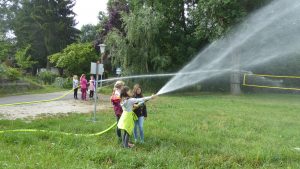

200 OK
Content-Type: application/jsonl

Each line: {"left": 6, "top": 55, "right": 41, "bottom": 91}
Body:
{"left": 133, "top": 104, "right": 139, "bottom": 109}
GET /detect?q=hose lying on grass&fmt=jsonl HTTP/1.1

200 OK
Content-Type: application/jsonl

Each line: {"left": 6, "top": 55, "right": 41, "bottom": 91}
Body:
{"left": 0, "top": 122, "right": 117, "bottom": 137}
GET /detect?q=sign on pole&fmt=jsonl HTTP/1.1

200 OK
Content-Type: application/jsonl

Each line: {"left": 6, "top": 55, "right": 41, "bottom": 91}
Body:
{"left": 98, "top": 64, "right": 104, "bottom": 75}
{"left": 91, "top": 62, "right": 104, "bottom": 75}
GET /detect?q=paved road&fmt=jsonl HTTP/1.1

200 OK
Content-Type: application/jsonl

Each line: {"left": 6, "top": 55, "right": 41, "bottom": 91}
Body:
{"left": 0, "top": 91, "right": 110, "bottom": 105}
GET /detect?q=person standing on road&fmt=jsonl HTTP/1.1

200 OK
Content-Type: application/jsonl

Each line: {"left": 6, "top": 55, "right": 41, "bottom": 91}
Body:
{"left": 80, "top": 74, "right": 88, "bottom": 101}
{"left": 73, "top": 75, "right": 79, "bottom": 99}
{"left": 89, "top": 75, "right": 95, "bottom": 99}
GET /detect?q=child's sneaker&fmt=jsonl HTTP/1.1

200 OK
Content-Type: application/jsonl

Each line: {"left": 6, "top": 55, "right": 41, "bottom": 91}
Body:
{"left": 128, "top": 143, "right": 135, "bottom": 148}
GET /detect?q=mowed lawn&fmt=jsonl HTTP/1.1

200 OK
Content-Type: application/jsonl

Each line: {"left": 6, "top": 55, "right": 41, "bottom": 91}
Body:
{"left": 0, "top": 93, "right": 300, "bottom": 168}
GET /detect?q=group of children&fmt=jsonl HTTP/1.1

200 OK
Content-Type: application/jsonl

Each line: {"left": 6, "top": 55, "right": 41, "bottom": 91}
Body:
{"left": 111, "top": 81, "right": 156, "bottom": 148}
{"left": 73, "top": 74, "right": 156, "bottom": 148}
{"left": 73, "top": 74, "right": 96, "bottom": 100}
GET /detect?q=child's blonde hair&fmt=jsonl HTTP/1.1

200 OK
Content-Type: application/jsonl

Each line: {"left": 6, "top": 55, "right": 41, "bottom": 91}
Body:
{"left": 73, "top": 75, "right": 78, "bottom": 80}
{"left": 114, "top": 80, "right": 125, "bottom": 89}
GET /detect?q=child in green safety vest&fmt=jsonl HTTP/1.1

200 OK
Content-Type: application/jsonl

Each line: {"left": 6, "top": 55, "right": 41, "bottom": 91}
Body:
{"left": 118, "top": 86, "right": 157, "bottom": 148}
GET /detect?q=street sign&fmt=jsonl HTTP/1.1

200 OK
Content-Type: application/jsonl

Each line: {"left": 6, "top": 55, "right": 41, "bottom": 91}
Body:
{"left": 90, "top": 62, "right": 104, "bottom": 75}
{"left": 98, "top": 64, "right": 104, "bottom": 75}
{"left": 116, "top": 67, "right": 121, "bottom": 75}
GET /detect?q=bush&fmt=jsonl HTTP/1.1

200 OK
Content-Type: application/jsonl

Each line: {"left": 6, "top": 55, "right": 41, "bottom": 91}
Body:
{"left": 53, "top": 77, "right": 72, "bottom": 89}
{"left": 0, "top": 64, "right": 22, "bottom": 81}
{"left": 5, "top": 66, "right": 21, "bottom": 81}
{"left": 37, "top": 71, "right": 57, "bottom": 85}
{"left": 0, "top": 64, "right": 5, "bottom": 79}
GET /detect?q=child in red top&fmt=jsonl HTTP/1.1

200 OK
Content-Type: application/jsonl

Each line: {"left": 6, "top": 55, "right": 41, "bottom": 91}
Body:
{"left": 111, "top": 81, "right": 125, "bottom": 141}
{"left": 80, "top": 74, "right": 88, "bottom": 101}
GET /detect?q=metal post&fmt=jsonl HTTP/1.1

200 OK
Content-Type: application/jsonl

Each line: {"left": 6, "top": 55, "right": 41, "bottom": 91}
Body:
{"left": 92, "top": 62, "right": 99, "bottom": 122}
{"left": 101, "top": 56, "right": 103, "bottom": 88}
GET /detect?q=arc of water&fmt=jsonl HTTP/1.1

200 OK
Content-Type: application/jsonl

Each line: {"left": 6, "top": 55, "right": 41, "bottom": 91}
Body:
{"left": 158, "top": 0, "right": 300, "bottom": 95}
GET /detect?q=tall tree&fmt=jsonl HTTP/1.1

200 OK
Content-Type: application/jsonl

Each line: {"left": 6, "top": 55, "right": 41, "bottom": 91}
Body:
{"left": 106, "top": 6, "right": 164, "bottom": 74}
{"left": 94, "top": 0, "right": 129, "bottom": 54}
{"left": 79, "top": 24, "right": 98, "bottom": 43}
{"left": 106, "top": 0, "right": 129, "bottom": 34}
{"left": 0, "top": 0, "right": 19, "bottom": 63}
{"left": 12, "top": 0, "right": 80, "bottom": 70}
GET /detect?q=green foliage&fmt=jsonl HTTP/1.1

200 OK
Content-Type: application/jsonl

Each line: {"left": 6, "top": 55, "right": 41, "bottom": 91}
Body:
{"left": 192, "top": 0, "right": 247, "bottom": 41}
{"left": 5, "top": 67, "right": 21, "bottom": 81}
{"left": 15, "top": 45, "right": 37, "bottom": 70}
{"left": 0, "top": 39, "right": 13, "bottom": 62}
{"left": 11, "top": 0, "right": 80, "bottom": 69}
{"left": 37, "top": 71, "right": 57, "bottom": 85}
{"left": 79, "top": 24, "right": 99, "bottom": 43}
{"left": 49, "top": 43, "right": 98, "bottom": 76}
{"left": 1, "top": 94, "right": 300, "bottom": 168}
{"left": 0, "top": 64, "right": 21, "bottom": 81}
{"left": 0, "top": 64, "right": 4, "bottom": 79}
{"left": 104, "top": 0, "right": 277, "bottom": 76}
{"left": 105, "top": 29, "right": 127, "bottom": 71}
{"left": 53, "top": 77, "right": 72, "bottom": 89}
{"left": 106, "top": 6, "right": 167, "bottom": 74}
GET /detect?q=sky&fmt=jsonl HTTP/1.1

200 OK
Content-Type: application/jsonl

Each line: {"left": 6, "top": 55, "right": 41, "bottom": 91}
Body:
{"left": 73, "top": 0, "right": 108, "bottom": 29}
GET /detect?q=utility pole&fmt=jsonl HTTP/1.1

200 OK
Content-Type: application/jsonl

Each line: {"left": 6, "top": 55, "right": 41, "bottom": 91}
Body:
{"left": 90, "top": 44, "right": 105, "bottom": 122}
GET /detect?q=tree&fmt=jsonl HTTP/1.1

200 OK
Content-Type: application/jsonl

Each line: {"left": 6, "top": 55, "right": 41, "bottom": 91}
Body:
{"left": 128, "top": 0, "right": 202, "bottom": 71}
{"left": 15, "top": 45, "right": 37, "bottom": 71}
{"left": 0, "top": 36, "right": 13, "bottom": 62}
{"left": 0, "top": 0, "right": 19, "bottom": 38}
{"left": 49, "top": 43, "right": 98, "bottom": 76}
{"left": 0, "top": 0, "right": 18, "bottom": 63}
{"left": 192, "top": 0, "right": 246, "bottom": 42}
{"left": 106, "top": 0, "right": 129, "bottom": 34}
{"left": 106, "top": 6, "right": 166, "bottom": 74}
{"left": 12, "top": 0, "right": 80, "bottom": 70}
{"left": 94, "top": 0, "right": 129, "bottom": 55}
{"left": 79, "top": 24, "right": 98, "bottom": 43}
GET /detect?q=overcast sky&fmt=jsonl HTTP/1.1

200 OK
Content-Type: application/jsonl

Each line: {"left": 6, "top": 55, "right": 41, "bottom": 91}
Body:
{"left": 73, "top": 0, "right": 108, "bottom": 29}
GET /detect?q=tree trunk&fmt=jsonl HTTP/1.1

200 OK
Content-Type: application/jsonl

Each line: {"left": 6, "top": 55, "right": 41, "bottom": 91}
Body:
{"left": 46, "top": 59, "right": 51, "bottom": 70}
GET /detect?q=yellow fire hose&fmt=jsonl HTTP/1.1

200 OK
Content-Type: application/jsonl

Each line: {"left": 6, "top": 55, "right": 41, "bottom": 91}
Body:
{"left": 0, "top": 122, "right": 117, "bottom": 137}
{"left": 0, "top": 86, "right": 117, "bottom": 137}
{"left": 0, "top": 87, "right": 77, "bottom": 107}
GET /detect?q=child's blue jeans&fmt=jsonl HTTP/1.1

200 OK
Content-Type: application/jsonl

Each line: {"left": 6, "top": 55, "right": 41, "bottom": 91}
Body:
{"left": 134, "top": 116, "right": 144, "bottom": 142}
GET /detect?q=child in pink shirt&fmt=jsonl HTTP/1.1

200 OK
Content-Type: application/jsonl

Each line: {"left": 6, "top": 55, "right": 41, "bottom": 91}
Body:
{"left": 89, "top": 75, "right": 95, "bottom": 99}
{"left": 80, "top": 74, "right": 88, "bottom": 100}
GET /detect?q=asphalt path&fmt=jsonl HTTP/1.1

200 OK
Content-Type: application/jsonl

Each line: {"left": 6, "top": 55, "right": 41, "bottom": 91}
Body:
{"left": 0, "top": 91, "right": 110, "bottom": 105}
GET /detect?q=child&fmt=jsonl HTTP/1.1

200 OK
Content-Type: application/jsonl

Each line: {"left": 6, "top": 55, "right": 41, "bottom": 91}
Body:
{"left": 111, "top": 81, "right": 125, "bottom": 141}
{"left": 89, "top": 75, "right": 95, "bottom": 99}
{"left": 73, "top": 75, "right": 79, "bottom": 99}
{"left": 80, "top": 74, "right": 87, "bottom": 100}
{"left": 118, "top": 86, "right": 156, "bottom": 148}
{"left": 132, "top": 84, "right": 147, "bottom": 143}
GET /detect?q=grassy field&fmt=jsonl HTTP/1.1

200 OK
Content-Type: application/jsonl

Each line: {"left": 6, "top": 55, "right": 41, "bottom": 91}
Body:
{"left": 0, "top": 93, "right": 300, "bottom": 168}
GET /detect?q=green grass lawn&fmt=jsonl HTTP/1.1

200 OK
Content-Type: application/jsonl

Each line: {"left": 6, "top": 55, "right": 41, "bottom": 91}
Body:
{"left": 0, "top": 93, "right": 300, "bottom": 168}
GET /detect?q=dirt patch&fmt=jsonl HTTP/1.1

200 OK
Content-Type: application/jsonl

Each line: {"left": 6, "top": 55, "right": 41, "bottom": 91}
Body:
{"left": 0, "top": 98, "right": 113, "bottom": 120}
